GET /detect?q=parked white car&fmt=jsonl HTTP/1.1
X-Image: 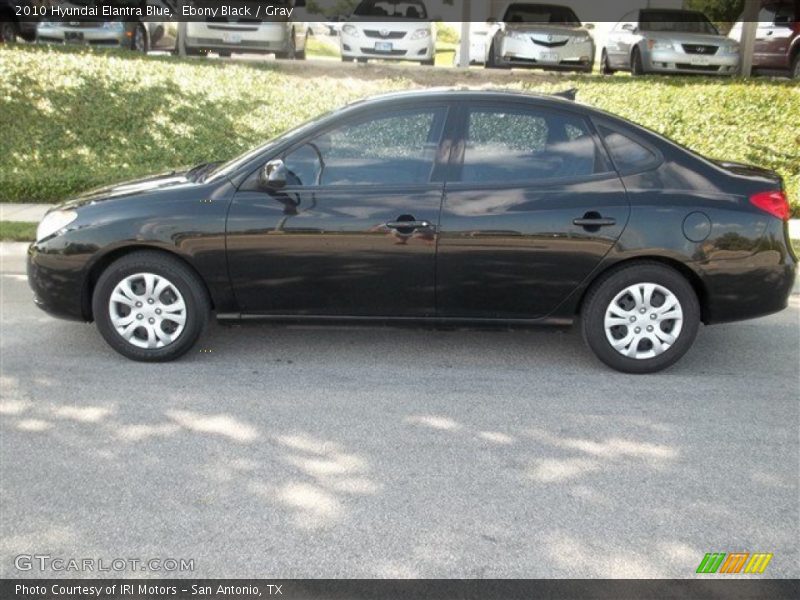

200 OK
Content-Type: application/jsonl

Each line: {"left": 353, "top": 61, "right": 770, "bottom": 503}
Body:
{"left": 183, "top": 0, "right": 309, "bottom": 59}
{"left": 485, "top": 2, "right": 595, "bottom": 72}
{"left": 340, "top": 0, "right": 436, "bottom": 65}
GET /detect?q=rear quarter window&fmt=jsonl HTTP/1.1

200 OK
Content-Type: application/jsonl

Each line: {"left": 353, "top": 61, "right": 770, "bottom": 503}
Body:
{"left": 598, "top": 126, "right": 659, "bottom": 173}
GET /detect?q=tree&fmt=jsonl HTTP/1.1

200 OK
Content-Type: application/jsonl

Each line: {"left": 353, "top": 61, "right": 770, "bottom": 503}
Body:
{"left": 686, "top": 0, "right": 746, "bottom": 30}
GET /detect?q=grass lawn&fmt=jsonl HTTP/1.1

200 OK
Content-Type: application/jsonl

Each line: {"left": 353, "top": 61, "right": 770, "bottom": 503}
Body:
{"left": 0, "top": 221, "right": 37, "bottom": 242}
{"left": 0, "top": 44, "right": 797, "bottom": 215}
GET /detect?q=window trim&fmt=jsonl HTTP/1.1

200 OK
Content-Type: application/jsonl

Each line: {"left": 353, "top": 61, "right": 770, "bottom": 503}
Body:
{"left": 240, "top": 101, "right": 453, "bottom": 191}
{"left": 592, "top": 118, "right": 664, "bottom": 176}
{"left": 445, "top": 99, "right": 616, "bottom": 187}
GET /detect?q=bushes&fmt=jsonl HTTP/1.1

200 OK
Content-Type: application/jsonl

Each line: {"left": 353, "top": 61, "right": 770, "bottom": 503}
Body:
{"left": 0, "top": 45, "right": 797, "bottom": 215}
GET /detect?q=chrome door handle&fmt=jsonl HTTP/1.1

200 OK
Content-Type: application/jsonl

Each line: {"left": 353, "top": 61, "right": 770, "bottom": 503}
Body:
{"left": 573, "top": 217, "right": 617, "bottom": 227}
{"left": 386, "top": 220, "right": 432, "bottom": 229}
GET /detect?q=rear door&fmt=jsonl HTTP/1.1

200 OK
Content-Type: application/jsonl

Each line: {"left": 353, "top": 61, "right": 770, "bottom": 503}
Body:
{"left": 226, "top": 102, "right": 451, "bottom": 317}
{"left": 436, "top": 100, "right": 629, "bottom": 320}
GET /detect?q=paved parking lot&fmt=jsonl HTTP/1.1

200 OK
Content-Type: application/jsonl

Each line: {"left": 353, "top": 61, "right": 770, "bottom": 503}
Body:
{"left": 1, "top": 248, "right": 798, "bottom": 578}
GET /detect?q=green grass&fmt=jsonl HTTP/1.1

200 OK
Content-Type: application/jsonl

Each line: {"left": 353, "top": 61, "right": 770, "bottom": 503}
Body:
{"left": 1, "top": 44, "right": 798, "bottom": 216}
{"left": 0, "top": 221, "right": 36, "bottom": 241}
{"left": 305, "top": 36, "right": 340, "bottom": 59}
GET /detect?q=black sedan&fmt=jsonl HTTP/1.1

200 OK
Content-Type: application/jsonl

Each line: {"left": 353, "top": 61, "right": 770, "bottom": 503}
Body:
{"left": 28, "top": 90, "right": 796, "bottom": 373}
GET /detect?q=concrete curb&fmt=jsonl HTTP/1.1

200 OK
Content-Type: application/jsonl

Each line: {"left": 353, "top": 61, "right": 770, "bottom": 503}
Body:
{"left": 0, "top": 204, "right": 54, "bottom": 223}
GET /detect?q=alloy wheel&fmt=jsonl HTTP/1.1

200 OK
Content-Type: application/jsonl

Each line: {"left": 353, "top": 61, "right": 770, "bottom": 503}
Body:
{"left": 604, "top": 282, "right": 683, "bottom": 360}
{"left": 108, "top": 272, "right": 187, "bottom": 349}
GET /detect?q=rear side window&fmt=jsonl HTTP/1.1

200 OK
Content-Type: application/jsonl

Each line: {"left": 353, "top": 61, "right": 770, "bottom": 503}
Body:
{"left": 459, "top": 107, "right": 610, "bottom": 183}
{"left": 598, "top": 126, "right": 659, "bottom": 173}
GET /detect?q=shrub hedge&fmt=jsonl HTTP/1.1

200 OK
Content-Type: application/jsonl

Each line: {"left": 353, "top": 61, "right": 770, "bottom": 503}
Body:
{"left": 0, "top": 45, "right": 797, "bottom": 215}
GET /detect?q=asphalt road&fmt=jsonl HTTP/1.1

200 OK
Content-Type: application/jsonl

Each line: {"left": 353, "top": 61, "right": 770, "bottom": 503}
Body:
{"left": 1, "top": 247, "right": 798, "bottom": 579}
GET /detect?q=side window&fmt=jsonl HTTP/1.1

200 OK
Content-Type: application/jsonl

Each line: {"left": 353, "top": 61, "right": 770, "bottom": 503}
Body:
{"left": 459, "top": 107, "right": 609, "bottom": 183}
{"left": 283, "top": 108, "right": 446, "bottom": 187}
{"left": 598, "top": 126, "right": 658, "bottom": 173}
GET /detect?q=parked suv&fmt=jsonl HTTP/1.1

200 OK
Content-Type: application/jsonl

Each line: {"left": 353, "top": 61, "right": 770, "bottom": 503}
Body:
{"left": 602, "top": 8, "right": 740, "bottom": 76}
{"left": 485, "top": 3, "right": 595, "bottom": 72}
{"left": 729, "top": 1, "right": 799, "bottom": 78}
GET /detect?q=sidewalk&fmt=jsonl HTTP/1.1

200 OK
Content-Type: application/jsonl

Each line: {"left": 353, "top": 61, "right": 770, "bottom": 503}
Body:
{"left": 0, "top": 204, "right": 53, "bottom": 222}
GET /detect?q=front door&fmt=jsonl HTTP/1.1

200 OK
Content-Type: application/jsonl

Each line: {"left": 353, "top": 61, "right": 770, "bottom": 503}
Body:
{"left": 436, "top": 101, "right": 629, "bottom": 320}
{"left": 226, "top": 104, "right": 450, "bottom": 317}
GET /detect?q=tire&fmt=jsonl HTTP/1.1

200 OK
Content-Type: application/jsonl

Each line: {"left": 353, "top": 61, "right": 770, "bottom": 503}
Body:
{"left": 92, "top": 251, "right": 210, "bottom": 362}
{"left": 218, "top": 50, "right": 232, "bottom": 58}
{"left": 485, "top": 41, "right": 498, "bottom": 68}
{"left": 341, "top": 56, "right": 354, "bottom": 62}
{"left": 356, "top": 57, "right": 368, "bottom": 63}
{"left": 792, "top": 52, "right": 800, "bottom": 80}
{"left": 0, "top": 20, "right": 18, "bottom": 44}
{"left": 601, "top": 49, "right": 615, "bottom": 75}
{"left": 131, "top": 24, "right": 148, "bottom": 53}
{"left": 581, "top": 262, "right": 700, "bottom": 374}
{"left": 631, "top": 48, "right": 645, "bottom": 76}
{"left": 421, "top": 58, "right": 435, "bottom": 66}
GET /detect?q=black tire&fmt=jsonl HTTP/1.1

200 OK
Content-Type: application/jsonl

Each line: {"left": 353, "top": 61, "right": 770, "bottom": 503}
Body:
{"left": 421, "top": 58, "right": 435, "bottom": 66}
{"left": 0, "top": 20, "right": 18, "bottom": 44}
{"left": 341, "top": 56, "right": 354, "bottom": 62}
{"left": 792, "top": 52, "right": 800, "bottom": 80}
{"left": 218, "top": 50, "right": 232, "bottom": 58}
{"left": 131, "top": 23, "right": 148, "bottom": 53}
{"left": 631, "top": 47, "right": 645, "bottom": 76}
{"left": 601, "top": 49, "right": 615, "bottom": 75}
{"left": 356, "top": 57, "right": 368, "bottom": 63}
{"left": 581, "top": 262, "right": 700, "bottom": 374}
{"left": 92, "top": 251, "right": 210, "bottom": 362}
{"left": 485, "top": 41, "right": 498, "bottom": 69}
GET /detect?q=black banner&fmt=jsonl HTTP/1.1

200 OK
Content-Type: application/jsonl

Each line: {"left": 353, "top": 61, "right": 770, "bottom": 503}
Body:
{"left": 2, "top": 579, "right": 800, "bottom": 600}
{"left": 6, "top": 0, "right": 770, "bottom": 23}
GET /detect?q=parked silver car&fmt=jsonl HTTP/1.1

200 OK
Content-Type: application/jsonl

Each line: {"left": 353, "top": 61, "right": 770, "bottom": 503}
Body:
{"left": 485, "top": 3, "right": 595, "bottom": 72}
{"left": 602, "top": 8, "right": 740, "bottom": 76}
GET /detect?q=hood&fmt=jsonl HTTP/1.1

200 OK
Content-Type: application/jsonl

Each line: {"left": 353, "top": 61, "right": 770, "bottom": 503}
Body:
{"left": 505, "top": 22, "right": 587, "bottom": 35}
{"left": 58, "top": 168, "right": 200, "bottom": 211}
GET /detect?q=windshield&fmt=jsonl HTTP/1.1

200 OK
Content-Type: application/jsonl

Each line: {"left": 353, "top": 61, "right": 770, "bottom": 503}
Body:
{"left": 503, "top": 3, "right": 581, "bottom": 25}
{"left": 205, "top": 111, "right": 336, "bottom": 183}
{"left": 353, "top": 0, "right": 428, "bottom": 19}
{"left": 639, "top": 10, "right": 719, "bottom": 34}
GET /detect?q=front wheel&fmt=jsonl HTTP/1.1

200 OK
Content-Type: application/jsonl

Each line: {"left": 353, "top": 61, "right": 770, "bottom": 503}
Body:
{"left": 631, "top": 48, "right": 645, "bottom": 76}
{"left": 131, "top": 23, "right": 148, "bottom": 53}
{"left": 600, "top": 49, "right": 615, "bottom": 75}
{"left": 0, "top": 20, "right": 18, "bottom": 43}
{"left": 792, "top": 52, "right": 800, "bottom": 79}
{"left": 93, "top": 251, "right": 210, "bottom": 362}
{"left": 581, "top": 263, "right": 700, "bottom": 373}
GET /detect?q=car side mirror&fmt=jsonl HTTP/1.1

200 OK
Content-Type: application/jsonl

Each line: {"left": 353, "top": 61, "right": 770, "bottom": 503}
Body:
{"left": 261, "top": 159, "right": 288, "bottom": 190}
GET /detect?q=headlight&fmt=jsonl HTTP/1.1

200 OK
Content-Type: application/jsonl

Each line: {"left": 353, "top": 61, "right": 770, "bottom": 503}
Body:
{"left": 722, "top": 43, "right": 739, "bottom": 55}
{"left": 342, "top": 24, "right": 360, "bottom": 37}
{"left": 36, "top": 210, "right": 78, "bottom": 243}
{"left": 102, "top": 21, "right": 125, "bottom": 32}
{"left": 409, "top": 28, "right": 431, "bottom": 40}
{"left": 569, "top": 35, "right": 590, "bottom": 45}
{"left": 647, "top": 39, "right": 674, "bottom": 51}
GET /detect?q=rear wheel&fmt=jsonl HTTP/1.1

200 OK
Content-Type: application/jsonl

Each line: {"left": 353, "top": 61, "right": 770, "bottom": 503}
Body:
{"left": 131, "top": 24, "right": 148, "bottom": 52}
{"left": 93, "top": 251, "right": 210, "bottom": 362}
{"left": 631, "top": 48, "right": 645, "bottom": 76}
{"left": 581, "top": 263, "right": 700, "bottom": 373}
{"left": 0, "top": 20, "right": 18, "bottom": 43}
{"left": 421, "top": 57, "right": 435, "bottom": 66}
{"left": 792, "top": 51, "right": 800, "bottom": 79}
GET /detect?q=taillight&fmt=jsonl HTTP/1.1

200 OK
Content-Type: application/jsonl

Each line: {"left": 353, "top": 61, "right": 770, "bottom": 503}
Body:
{"left": 749, "top": 190, "right": 791, "bottom": 221}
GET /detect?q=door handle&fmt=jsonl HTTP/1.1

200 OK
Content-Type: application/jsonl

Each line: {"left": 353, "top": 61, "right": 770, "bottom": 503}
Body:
{"left": 573, "top": 217, "right": 616, "bottom": 227}
{"left": 386, "top": 220, "right": 432, "bottom": 230}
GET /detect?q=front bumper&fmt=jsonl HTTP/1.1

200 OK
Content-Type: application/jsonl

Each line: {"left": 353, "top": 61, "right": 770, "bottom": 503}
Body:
{"left": 498, "top": 36, "right": 594, "bottom": 69}
{"left": 27, "top": 243, "right": 90, "bottom": 322}
{"left": 184, "top": 22, "right": 290, "bottom": 53}
{"left": 341, "top": 33, "right": 434, "bottom": 60}
{"left": 36, "top": 27, "right": 128, "bottom": 48}
{"left": 644, "top": 48, "right": 739, "bottom": 74}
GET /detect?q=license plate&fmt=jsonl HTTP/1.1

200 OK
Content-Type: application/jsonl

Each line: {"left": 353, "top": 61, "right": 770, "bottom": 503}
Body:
{"left": 64, "top": 31, "right": 84, "bottom": 44}
{"left": 690, "top": 56, "right": 711, "bottom": 66}
{"left": 222, "top": 32, "right": 242, "bottom": 44}
{"left": 375, "top": 41, "right": 393, "bottom": 52}
{"left": 539, "top": 52, "right": 559, "bottom": 64}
